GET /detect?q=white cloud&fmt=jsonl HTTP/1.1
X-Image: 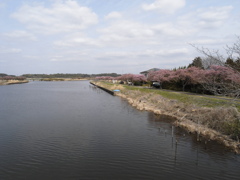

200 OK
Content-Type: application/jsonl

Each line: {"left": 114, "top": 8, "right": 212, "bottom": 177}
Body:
{"left": 11, "top": 0, "right": 98, "bottom": 34}
{"left": 93, "top": 48, "right": 189, "bottom": 64}
{"left": 197, "top": 6, "right": 233, "bottom": 29}
{"left": 152, "top": 23, "right": 184, "bottom": 36}
{"left": 176, "top": 5, "right": 234, "bottom": 40}
{"left": 98, "top": 19, "right": 187, "bottom": 48}
{"left": 50, "top": 55, "right": 64, "bottom": 62}
{"left": 142, "top": 0, "right": 185, "bottom": 14}
{"left": 53, "top": 32, "right": 101, "bottom": 48}
{"left": 105, "top": 11, "right": 122, "bottom": 20}
{"left": 4, "top": 30, "right": 37, "bottom": 41}
{"left": 100, "top": 20, "right": 154, "bottom": 40}
{"left": 90, "top": 47, "right": 190, "bottom": 73}
{"left": 0, "top": 48, "right": 22, "bottom": 54}
{"left": 49, "top": 51, "right": 91, "bottom": 62}
{"left": 190, "top": 37, "right": 230, "bottom": 46}
{"left": 142, "top": 48, "right": 189, "bottom": 56}
{"left": 2, "top": 0, "right": 239, "bottom": 75}
{"left": 24, "top": 55, "right": 39, "bottom": 59}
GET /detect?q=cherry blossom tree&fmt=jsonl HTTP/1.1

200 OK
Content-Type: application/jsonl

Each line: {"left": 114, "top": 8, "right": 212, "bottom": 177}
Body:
{"left": 117, "top": 74, "right": 146, "bottom": 85}
{"left": 95, "top": 65, "right": 240, "bottom": 96}
{"left": 147, "top": 69, "right": 175, "bottom": 88}
{"left": 191, "top": 36, "right": 240, "bottom": 97}
{"left": 173, "top": 67, "right": 203, "bottom": 91}
{"left": 95, "top": 74, "right": 146, "bottom": 85}
{"left": 0, "top": 75, "right": 27, "bottom": 81}
{"left": 95, "top": 76, "right": 114, "bottom": 81}
{"left": 118, "top": 74, "right": 133, "bottom": 84}
{"left": 132, "top": 74, "right": 147, "bottom": 82}
{"left": 200, "top": 65, "right": 240, "bottom": 96}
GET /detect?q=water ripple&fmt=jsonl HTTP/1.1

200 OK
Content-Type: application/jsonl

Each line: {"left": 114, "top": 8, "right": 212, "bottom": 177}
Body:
{"left": 0, "top": 81, "right": 240, "bottom": 180}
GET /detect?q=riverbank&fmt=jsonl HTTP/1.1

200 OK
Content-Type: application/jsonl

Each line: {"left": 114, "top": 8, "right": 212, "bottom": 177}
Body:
{"left": 91, "top": 81, "right": 240, "bottom": 154}
{"left": 0, "top": 80, "right": 29, "bottom": 85}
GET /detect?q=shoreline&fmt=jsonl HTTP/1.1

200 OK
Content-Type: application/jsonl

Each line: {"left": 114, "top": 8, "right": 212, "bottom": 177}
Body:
{"left": 92, "top": 81, "right": 240, "bottom": 154}
{"left": 0, "top": 80, "right": 29, "bottom": 85}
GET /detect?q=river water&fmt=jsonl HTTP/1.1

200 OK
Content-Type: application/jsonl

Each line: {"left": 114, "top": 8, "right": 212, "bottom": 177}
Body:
{"left": 0, "top": 81, "right": 239, "bottom": 180}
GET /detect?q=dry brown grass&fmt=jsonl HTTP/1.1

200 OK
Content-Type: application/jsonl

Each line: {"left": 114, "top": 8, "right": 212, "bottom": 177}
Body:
{"left": 0, "top": 80, "right": 28, "bottom": 85}
{"left": 92, "top": 81, "right": 240, "bottom": 153}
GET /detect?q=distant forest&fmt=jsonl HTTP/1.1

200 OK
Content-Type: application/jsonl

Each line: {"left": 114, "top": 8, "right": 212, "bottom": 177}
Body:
{"left": 21, "top": 73, "right": 121, "bottom": 79}
{"left": 0, "top": 73, "right": 120, "bottom": 79}
{"left": 0, "top": 73, "right": 16, "bottom": 77}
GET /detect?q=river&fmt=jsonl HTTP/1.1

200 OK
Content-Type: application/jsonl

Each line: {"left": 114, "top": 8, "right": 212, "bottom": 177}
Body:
{"left": 0, "top": 81, "right": 239, "bottom": 180}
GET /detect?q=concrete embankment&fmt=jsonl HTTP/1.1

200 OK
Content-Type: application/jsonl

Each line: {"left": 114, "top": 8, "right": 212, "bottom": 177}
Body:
{"left": 90, "top": 82, "right": 115, "bottom": 95}
{"left": 91, "top": 81, "right": 240, "bottom": 154}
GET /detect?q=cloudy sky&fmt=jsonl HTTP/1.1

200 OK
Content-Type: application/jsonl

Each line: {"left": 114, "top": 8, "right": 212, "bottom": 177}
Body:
{"left": 0, "top": 0, "right": 239, "bottom": 75}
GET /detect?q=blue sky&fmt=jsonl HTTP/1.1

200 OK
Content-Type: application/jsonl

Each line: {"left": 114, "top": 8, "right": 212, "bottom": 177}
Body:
{"left": 0, "top": 0, "right": 239, "bottom": 75}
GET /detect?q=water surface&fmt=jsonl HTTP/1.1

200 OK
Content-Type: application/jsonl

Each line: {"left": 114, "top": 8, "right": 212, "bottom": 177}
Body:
{"left": 0, "top": 81, "right": 239, "bottom": 179}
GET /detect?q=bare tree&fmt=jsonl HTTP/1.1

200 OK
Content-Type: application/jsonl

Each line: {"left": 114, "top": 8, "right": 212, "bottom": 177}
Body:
{"left": 190, "top": 44, "right": 226, "bottom": 67}
{"left": 191, "top": 36, "right": 240, "bottom": 69}
{"left": 226, "top": 36, "right": 240, "bottom": 60}
{"left": 191, "top": 36, "right": 240, "bottom": 97}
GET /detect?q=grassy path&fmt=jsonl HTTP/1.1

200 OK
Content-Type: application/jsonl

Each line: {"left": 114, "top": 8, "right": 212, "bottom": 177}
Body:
{"left": 111, "top": 83, "right": 240, "bottom": 111}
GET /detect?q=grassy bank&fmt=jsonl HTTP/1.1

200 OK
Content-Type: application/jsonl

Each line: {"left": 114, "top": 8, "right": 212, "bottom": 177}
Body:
{"left": 101, "top": 81, "right": 240, "bottom": 110}
{"left": 92, "top": 81, "right": 240, "bottom": 153}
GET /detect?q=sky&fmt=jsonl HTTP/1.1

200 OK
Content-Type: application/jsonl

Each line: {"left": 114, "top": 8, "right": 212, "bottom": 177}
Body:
{"left": 0, "top": 0, "right": 240, "bottom": 75}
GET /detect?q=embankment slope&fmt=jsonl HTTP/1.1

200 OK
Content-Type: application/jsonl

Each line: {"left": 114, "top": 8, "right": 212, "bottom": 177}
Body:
{"left": 92, "top": 81, "right": 240, "bottom": 154}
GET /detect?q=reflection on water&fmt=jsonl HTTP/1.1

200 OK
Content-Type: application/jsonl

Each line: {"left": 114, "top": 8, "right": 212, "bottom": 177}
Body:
{"left": 0, "top": 81, "right": 239, "bottom": 180}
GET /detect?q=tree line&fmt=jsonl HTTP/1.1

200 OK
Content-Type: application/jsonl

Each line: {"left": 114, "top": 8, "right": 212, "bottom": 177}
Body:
{"left": 0, "top": 73, "right": 26, "bottom": 80}
{"left": 0, "top": 73, "right": 120, "bottom": 81}
{"left": 96, "top": 37, "right": 240, "bottom": 97}
{"left": 21, "top": 73, "right": 120, "bottom": 79}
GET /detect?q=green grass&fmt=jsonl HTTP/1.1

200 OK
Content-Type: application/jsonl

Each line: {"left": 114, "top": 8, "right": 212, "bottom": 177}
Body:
{"left": 98, "top": 81, "right": 240, "bottom": 111}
